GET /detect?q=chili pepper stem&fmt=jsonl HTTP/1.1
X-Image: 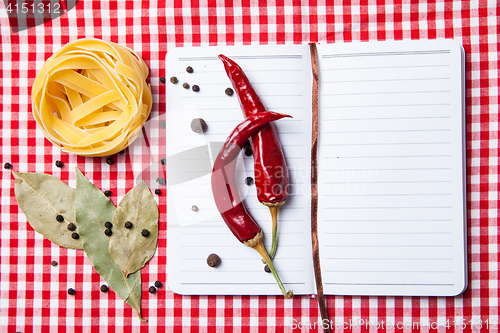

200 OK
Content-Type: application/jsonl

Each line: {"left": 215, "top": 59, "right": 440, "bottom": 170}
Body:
{"left": 244, "top": 231, "right": 294, "bottom": 299}
{"left": 263, "top": 201, "right": 285, "bottom": 260}
{"left": 269, "top": 206, "right": 279, "bottom": 259}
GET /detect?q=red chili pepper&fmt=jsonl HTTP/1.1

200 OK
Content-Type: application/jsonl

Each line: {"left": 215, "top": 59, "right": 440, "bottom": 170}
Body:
{"left": 219, "top": 54, "right": 289, "bottom": 259}
{"left": 211, "top": 111, "right": 293, "bottom": 298}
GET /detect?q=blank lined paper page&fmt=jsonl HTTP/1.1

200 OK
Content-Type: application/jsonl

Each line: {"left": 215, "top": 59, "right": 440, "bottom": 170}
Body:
{"left": 166, "top": 45, "right": 314, "bottom": 296}
{"left": 316, "top": 40, "right": 466, "bottom": 296}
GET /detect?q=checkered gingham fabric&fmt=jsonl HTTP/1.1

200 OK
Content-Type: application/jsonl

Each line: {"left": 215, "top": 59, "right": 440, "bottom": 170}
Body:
{"left": 0, "top": 0, "right": 498, "bottom": 332}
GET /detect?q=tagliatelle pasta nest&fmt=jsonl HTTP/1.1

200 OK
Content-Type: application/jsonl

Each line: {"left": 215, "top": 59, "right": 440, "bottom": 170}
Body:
{"left": 31, "top": 38, "right": 152, "bottom": 157}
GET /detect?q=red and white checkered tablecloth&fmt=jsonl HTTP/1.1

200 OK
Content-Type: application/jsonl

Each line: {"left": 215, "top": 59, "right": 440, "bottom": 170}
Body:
{"left": 0, "top": 0, "right": 498, "bottom": 332}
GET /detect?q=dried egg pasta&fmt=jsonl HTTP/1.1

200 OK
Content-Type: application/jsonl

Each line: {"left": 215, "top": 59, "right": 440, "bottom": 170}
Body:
{"left": 32, "top": 38, "right": 152, "bottom": 157}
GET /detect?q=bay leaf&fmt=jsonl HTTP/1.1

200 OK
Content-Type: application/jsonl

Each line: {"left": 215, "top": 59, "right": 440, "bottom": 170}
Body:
{"left": 109, "top": 182, "right": 159, "bottom": 277}
{"left": 75, "top": 167, "right": 145, "bottom": 322}
{"left": 12, "top": 171, "right": 83, "bottom": 249}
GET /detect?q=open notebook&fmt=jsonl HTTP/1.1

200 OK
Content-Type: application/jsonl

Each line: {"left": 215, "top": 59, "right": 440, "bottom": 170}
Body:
{"left": 165, "top": 40, "right": 467, "bottom": 296}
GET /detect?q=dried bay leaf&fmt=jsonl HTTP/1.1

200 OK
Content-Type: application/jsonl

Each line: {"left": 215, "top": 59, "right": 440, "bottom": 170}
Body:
{"left": 75, "top": 168, "right": 145, "bottom": 322}
{"left": 12, "top": 171, "right": 83, "bottom": 249}
{"left": 109, "top": 182, "right": 159, "bottom": 277}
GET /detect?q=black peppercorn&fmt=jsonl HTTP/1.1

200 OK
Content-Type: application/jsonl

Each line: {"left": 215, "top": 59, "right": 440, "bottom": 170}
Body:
{"left": 245, "top": 177, "right": 254, "bottom": 186}
{"left": 159, "top": 121, "right": 166, "bottom": 128}
{"left": 244, "top": 148, "right": 252, "bottom": 157}
{"left": 104, "top": 221, "right": 113, "bottom": 229}
{"left": 55, "top": 160, "right": 64, "bottom": 168}
{"left": 104, "top": 190, "right": 112, "bottom": 197}
{"left": 104, "top": 229, "right": 112, "bottom": 236}
{"left": 160, "top": 158, "right": 166, "bottom": 165}
{"left": 51, "top": 260, "right": 58, "bottom": 267}
{"left": 225, "top": 87, "right": 234, "bottom": 96}
{"left": 182, "top": 82, "right": 190, "bottom": 89}
{"left": 106, "top": 157, "right": 114, "bottom": 165}
{"left": 124, "top": 221, "right": 133, "bottom": 229}
{"left": 67, "top": 223, "right": 76, "bottom": 231}
{"left": 155, "top": 189, "right": 161, "bottom": 195}
{"left": 264, "top": 265, "right": 271, "bottom": 273}
{"left": 190, "top": 118, "right": 207, "bottom": 133}
{"left": 186, "top": 66, "right": 194, "bottom": 73}
{"left": 154, "top": 281, "right": 163, "bottom": 288}
{"left": 4, "top": 162, "right": 12, "bottom": 169}
{"left": 141, "top": 229, "right": 150, "bottom": 237}
{"left": 191, "top": 205, "right": 199, "bottom": 212}
{"left": 157, "top": 177, "right": 166, "bottom": 185}
{"left": 170, "top": 76, "right": 178, "bottom": 84}
{"left": 56, "top": 214, "right": 64, "bottom": 222}
{"left": 159, "top": 76, "right": 166, "bottom": 84}
{"left": 67, "top": 288, "right": 76, "bottom": 295}
{"left": 207, "top": 253, "right": 221, "bottom": 267}
{"left": 192, "top": 85, "right": 200, "bottom": 92}
{"left": 71, "top": 233, "right": 79, "bottom": 240}
{"left": 148, "top": 286, "right": 157, "bottom": 294}
{"left": 100, "top": 285, "right": 109, "bottom": 293}
{"left": 118, "top": 150, "right": 126, "bottom": 155}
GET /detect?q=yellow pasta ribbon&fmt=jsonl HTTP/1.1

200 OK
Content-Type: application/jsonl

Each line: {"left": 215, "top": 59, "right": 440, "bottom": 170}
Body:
{"left": 31, "top": 38, "right": 152, "bottom": 157}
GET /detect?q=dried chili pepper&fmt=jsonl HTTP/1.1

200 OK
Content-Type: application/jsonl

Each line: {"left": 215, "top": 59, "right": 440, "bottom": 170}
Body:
{"left": 211, "top": 111, "right": 293, "bottom": 298}
{"left": 219, "top": 54, "right": 289, "bottom": 260}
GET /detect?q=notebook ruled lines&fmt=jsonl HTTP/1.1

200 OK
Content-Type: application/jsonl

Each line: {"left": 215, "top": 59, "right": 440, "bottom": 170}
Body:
{"left": 321, "top": 49, "right": 451, "bottom": 58}
{"left": 323, "top": 64, "right": 451, "bottom": 71}
{"left": 323, "top": 77, "right": 451, "bottom": 83}
{"left": 324, "top": 257, "right": 454, "bottom": 260}
{"left": 323, "top": 102, "right": 451, "bottom": 108}
{"left": 316, "top": 40, "right": 465, "bottom": 295}
{"left": 323, "top": 155, "right": 452, "bottom": 159}
{"left": 324, "top": 193, "right": 453, "bottom": 197}
{"left": 324, "top": 232, "right": 453, "bottom": 235}
{"left": 325, "top": 245, "right": 454, "bottom": 248}
{"left": 323, "top": 219, "right": 453, "bottom": 223}
{"left": 167, "top": 41, "right": 465, "bottom": 297}
{"left": 323, "top": 90, "right": 451, "bottom": 96}
{"left": 326, "top": 270, "right": 454, "bottom": 273}
{"left": 167, "top": 45, "right": 314, "bottom": 296}
{"left": 322, "top": 141, "right": 452, "bottom": 146}
{"left": 327, "top": 128, "right": 451, "bottom": 133}
{"left": 324, "top": 181, "right": 452, "bottom": 184}
{"left": 324, "top": 283, "right": 455, "bottom": 286}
